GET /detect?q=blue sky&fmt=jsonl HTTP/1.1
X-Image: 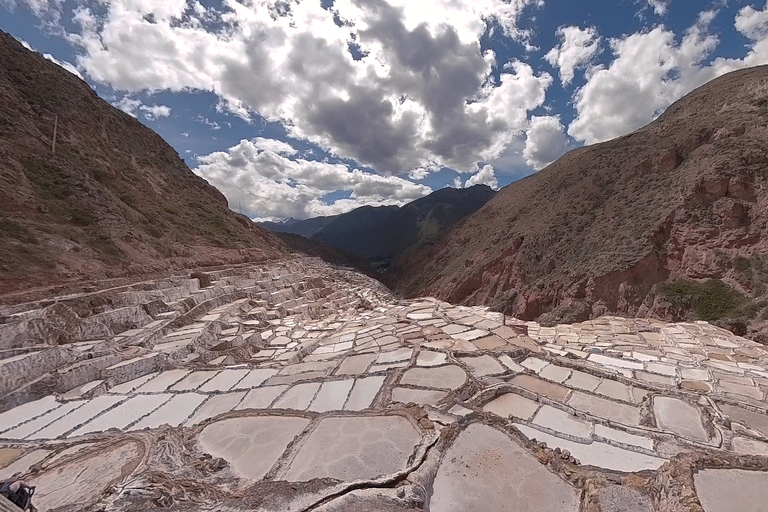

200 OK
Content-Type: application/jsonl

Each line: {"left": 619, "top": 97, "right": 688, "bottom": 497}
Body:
{"left": 2, "top": 0, "right": 768, "bottom": 220}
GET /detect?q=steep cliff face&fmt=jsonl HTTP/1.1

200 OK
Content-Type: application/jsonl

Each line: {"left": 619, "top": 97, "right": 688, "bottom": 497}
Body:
{"left": 0, "top": 31, "right": 286, "bottom": 300}
{"left": 388, "top": 66, "right": 768, "bottom": 338}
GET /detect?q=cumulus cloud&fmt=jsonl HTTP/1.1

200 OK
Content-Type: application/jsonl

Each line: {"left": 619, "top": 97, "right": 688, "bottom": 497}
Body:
{"left": 464, "top": 164, "right": 499, "bottom": 190}
{"left": 113, "top": 96, "right": 142, "bottom": 117}
{"left": 706, "top": 3, "right": 768, "bottom": 72}
{"left": 544, "top": 26, "right": 601, "bottom": 85}
{"left": 252, "top": 137, "right": 298, "bottom": 156}
{"left": 21, "top": 0, "right": 551, "bottom": 176}
{"left": 194, "top": 138, "right": 432, "bottom": 220}
{"left": 113, "top": 96, "right": 171, "bottom": 120}
{"left": 139, "top": 104, "right": 171, "bottom": 120}
{"left": 408, "top": 168, "right": 431, "bottom": 181}
{"left": 568, "top": 12, "right": 720, "bottom": 144}
{"left": 569, "top": 7, "right": 768, "bottom": 145}
{"left": 645, "top": 0, "right": 669, "bottom": 16}
{"left": 523, "top": 115, "right": 569, "bottom": 170}
{"left": 735, "top": 2, "right": 768, "bottom": 41}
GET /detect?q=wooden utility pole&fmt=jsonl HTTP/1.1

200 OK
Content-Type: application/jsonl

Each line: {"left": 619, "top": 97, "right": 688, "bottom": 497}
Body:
{"left": 52, "top": 114, "right": 58, "bottom": 154}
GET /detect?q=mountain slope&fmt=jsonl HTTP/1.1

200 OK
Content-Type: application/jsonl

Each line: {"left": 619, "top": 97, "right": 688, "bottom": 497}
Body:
{"left": 0, "top": 31, "right": 286, "bottom": 298}
{"left": 388, "top": 66, "right": 768, "bottom": 338}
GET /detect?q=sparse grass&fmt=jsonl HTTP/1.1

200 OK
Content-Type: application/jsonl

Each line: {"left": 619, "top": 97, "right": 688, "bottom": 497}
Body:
{"left": 68, "top": 207, "right": 97, "bottom": 226}
{"left": 120, "top": 191, "right": 137, "bottom": 208}
{"left": 658, "top": 279, "right": 746, "bottom": 321}
{"left": 733, "top": 254, "right": 768, "bottom": 295}
{"left": 0, "top": 218, "right": 38, "bottom": 244}
{"left": 0, "top": 37, "right": 292, "bottom": 298}
{"left": 143, "top": 224, "right": 163, "bottom": 239}
{"left": 754, "top": 97, "right": 768, "bottom": 116}
{"left": 0, "top": 110, "right": 12, "bottom": 135}
{"left": 21, "top": 157, "right": 95, "bottom": 225}
{"left": 22, "top": 157, "right": 73, "bottom": 201}
{"left": 734, "top": 255, "right": 752, "bottom": 273}
{"left": 83, "top": 233, "right": 123, "bottom": 261}
{"left": 189, "top": 201, "right": 240, "bottom": 247}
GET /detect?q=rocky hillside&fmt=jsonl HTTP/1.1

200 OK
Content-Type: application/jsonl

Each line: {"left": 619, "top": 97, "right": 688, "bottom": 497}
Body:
{"left": 0, "top": 31, "right": 286, "bottom": 300}
{"left": 388, "top": 66, "right": 768, "bottom": 340}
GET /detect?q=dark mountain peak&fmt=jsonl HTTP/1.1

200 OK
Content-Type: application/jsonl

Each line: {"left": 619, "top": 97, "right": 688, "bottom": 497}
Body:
{"left": 297, "top": 187, "right": 495, "bottom": 261}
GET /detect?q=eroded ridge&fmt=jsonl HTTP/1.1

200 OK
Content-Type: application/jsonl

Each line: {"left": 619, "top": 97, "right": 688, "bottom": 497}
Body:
{"left": 2, "top": 258, "right": 768, "bottom": 511}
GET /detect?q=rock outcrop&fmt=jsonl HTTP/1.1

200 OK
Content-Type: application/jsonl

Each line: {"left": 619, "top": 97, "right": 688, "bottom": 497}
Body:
{"left": 388, "top": 66, "right": 768, "bottom": 339}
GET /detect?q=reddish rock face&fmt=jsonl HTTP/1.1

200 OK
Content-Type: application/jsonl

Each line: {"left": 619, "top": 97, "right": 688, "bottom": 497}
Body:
{"left": 387, "top": 66, "right": 768, "bottom": 334}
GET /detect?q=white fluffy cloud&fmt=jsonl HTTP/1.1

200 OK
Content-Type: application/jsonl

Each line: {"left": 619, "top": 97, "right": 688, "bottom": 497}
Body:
{"left": 736, "top": 3, "right": 768, "bottom": 40}
{"left": 544, "top": 26, "right": 600, "bottom": 85}
{"left": 523, "top": 115, "right": 569, "bottom": 170}
{"left": 464, "top": 164, "right": 499, "bottom": 190}
{"left": 408, "top": 168, "right": 431, "bottom": 181}
{"left": 251, "top": 137, "right": 298, "bottom": 156}
{"left": 568, "top": 12, "right": 719, "bottom": 144}
{"left": 645, "top": 0, "right": 669, "bottom": 16}
{"left": 195, "top": 138, "right": 432, "bottom": 220}
{"left": 569, "top": 6, "right": 768, "bottom": 145}
{"left": 113, "top": 96, "right": 142, "bottom": 116}
{"left": 140, "top": 104, "right": 171, "bottom": 120}
{"left": 113, "top": 96, "right": 171, "bottom": 120}
{"left": 33, "top": 0, "right": 550, "bottom": 176}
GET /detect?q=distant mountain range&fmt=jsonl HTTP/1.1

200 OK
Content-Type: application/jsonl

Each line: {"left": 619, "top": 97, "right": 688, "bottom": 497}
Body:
{"left": 260, "top": 185, "right": 496, "bottom": 263}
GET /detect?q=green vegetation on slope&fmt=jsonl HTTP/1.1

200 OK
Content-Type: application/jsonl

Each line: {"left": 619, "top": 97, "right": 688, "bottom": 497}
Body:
{"left": 657, "top": 279, "right": 747, "bottom": 321}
